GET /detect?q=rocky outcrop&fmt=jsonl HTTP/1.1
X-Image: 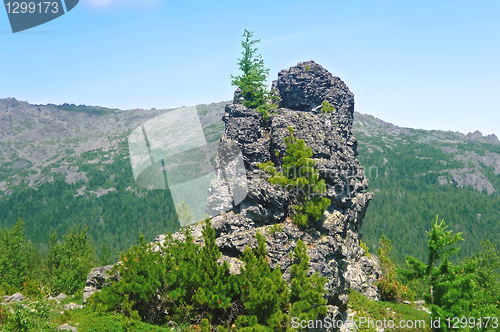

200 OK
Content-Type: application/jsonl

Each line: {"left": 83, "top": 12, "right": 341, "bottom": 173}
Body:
{"left": 272, "top": 61, "right": 355, "bottom": 136}
{"left": 84, "top": 61, "right": 380, "bottom": 328}
{"left": 346, "top": 254, "right": 382, "bottom": 301}
{"left": 202, "top": 62, "right": 377, "bottom": 319}
{"left": 2, "top": 292, "right": 24, "bottom": 303}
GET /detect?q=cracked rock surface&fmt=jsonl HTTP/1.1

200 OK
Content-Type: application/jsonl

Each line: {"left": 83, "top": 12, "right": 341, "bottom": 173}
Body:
{"left": 84, "top": 61, "right": 381, "bottom": 329}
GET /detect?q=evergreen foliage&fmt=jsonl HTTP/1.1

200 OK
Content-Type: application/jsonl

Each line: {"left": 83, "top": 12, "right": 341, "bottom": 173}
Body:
{"left": 400, "top": 216, "right": 500, "bottom": 331}
{"left": 193, "top": 220, "right": 238, "bottom": 313}
{"left": 320, "top": 101, "right": 335, "bottom": 114}
{"left": 0, "top": 138, "right": 181, "bottom": 261}
{"left": 356, "top": 132, "right": 500, "bottom": 265}
{"left": 258, "top": 127, "right": 330, "bottom": 227}
{"left": 375, "top": 235, "right": 414, "bottom": 302}
{"left": 90, "top": 220, "right": 237, "bottom": 327}
{"left": 236, "top": 232, "right": 290, "bottom": 330}
{"left": 359, "top": 240, "right": 372, "bottom": 258}
{"left": 230, "top": 30, "right": 279, "bottom": 126}
{"left": 43, "top": 227, "right": 96, "bottom": 296}
{"left": 100, "top": 244, "right": 111, "bottom": 266}
{"left": 0, "top": 219, "right": 39, "bottom": 293}
{"left": 289, "top": 239, "right": 328, "bottom": 329}
{"left": 231, "top": 30, "right": 270, "bottom": 109}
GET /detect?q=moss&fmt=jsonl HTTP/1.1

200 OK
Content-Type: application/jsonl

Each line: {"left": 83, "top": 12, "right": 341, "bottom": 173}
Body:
{"left": 268, "top": 223, "right": 283, "bottom": 235}
{"left": 360, "top": 240, "right": 372, "bottom": 258}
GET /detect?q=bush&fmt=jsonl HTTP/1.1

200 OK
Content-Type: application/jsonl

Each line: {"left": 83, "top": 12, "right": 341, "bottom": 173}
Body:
{"left": 236, "top": 232, "right": 290, "bottom": 330}
{"left": 43, "top": 227, "right": 96, "bottom": 296}
{"left": 289, "top": 239, "right": 328, "bottom": 330}
{"left": 258, "top": 127, "right": 330, "bottom": 227}
{"left": 0, "top": 219, "right": 40, "bottom": 292}
{"left": 320, "top": 101, "right": 335, "bottom": 114}
{"left": 375, "top": 236, "right": 414, "bottom": 302}
{"left": 91, "top": 220, "right": 237, "bottom": 327}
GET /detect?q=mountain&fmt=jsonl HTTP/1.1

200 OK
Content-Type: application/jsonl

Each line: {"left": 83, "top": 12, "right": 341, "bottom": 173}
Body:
{"left": 0, "top": 98, "right": 226, "bottom": 257}
{"left": 1, "top": 88, "right": 499, "bottom": 266}
{"left": 353, "top": 112, "right": 500, "bottom": 264}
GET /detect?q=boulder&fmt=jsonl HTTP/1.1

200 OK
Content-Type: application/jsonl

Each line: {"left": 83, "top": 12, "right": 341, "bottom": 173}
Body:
{"left": 64, "top": 302, "right": 84, "bottom": 310}
{"left": 83, "top": 265, "right": 120, "bottom": 304}
{"left": 3, "top": 292, "right": 24, "bottom": 303}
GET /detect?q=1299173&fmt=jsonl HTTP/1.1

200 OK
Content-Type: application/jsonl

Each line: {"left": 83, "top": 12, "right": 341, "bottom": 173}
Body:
{"left": 5, "top": 2, "right": 60, "bottom": 14}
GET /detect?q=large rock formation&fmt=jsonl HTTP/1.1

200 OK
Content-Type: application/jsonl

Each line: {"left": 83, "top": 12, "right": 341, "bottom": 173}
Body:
{"left": 84, "top": 61, "right": 380, "bottom": 329}
{"left": 201, "top": 61, "right": 378, "bottom": 319}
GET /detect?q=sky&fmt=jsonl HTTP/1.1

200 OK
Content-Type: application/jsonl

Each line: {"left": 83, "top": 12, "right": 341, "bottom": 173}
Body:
{"left": 1, "top": 0, "right": 499, "bottom": 137}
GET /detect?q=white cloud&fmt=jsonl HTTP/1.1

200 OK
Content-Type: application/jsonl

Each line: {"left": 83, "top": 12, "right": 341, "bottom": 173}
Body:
{"left": 83, "top": 0, "right": 161, "bottom": 9}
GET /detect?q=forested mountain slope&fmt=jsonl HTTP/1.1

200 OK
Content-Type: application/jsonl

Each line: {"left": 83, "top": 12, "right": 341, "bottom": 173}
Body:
{"left": 0, "top": 98, "right": 225, "bottom": 258}
{"left": 354, "top": 112, "right": 500, "bottom": 264}
{"left": 1, "top": 97, "right": 498, "bottom": 264}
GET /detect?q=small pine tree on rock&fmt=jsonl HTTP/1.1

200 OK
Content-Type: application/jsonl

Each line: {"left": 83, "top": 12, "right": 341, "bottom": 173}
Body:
{"left": 289, "top": 239, "right": 328, "bottom": 330}
{"left": 236, "top": 232, "right": 290, "bottom": 330}
{"left": 258, "top": 127, "right": 330, "bottom": 227}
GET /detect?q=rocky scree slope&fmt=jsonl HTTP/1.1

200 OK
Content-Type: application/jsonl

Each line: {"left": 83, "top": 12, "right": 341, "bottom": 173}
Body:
{"left": 354, "top": 112, "right": 500, "bottom": 195}
{"left": 85, "top": 61, "right": 382, "bottom": 323}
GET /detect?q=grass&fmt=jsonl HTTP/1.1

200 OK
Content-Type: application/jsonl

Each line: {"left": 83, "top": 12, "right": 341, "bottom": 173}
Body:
{"left": 348, "top": 290, "right": 431, "bottom": 332}
{"left": 0, "top": 297, "right": 176, "bottom": 332}
{"left": 0, "top": 291, "right": 431, "bottom": 331}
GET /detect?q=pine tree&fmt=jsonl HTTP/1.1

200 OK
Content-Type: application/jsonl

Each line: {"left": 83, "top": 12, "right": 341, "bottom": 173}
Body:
{"left": 258, "top": 127, "right": 330, "bottom": 227}
{"left": 193, "top": 220, "right": 238, "bottom": 317}
{"left": 0, "top": 219, "right": 39, "bottom": 293}
{"left": 237, "top": 232, "right": 290, "bottom": 330}
{"left": 289, "top": 239, "right": 328, "bottom": 330}
{"left": 90, "top": 233, "right": 166, "bottom": 322}
{"left": 43, "top": 227, "right": 96, "bottom": 296}
{"left": 231, "top": 30, "right": 270, "bottom": 108}
{"left": 399, "top": 216, "right": 488, "bottom": 331}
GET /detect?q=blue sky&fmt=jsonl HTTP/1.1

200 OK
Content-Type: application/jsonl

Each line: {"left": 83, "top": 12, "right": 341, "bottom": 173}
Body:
{"left": 1, "top": 0, "right": 499, "bottom": 137}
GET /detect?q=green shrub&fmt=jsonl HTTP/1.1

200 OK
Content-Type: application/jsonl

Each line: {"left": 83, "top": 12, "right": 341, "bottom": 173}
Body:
{"left": 91, "top": 220, "right": 237, "bottom": 327}
{"left": 237, "top": 232, "right": 290, "bottom": 330}
{"left": 375, "top": 236, "right": 415, "bottom": 302}
{"left": 289, "top": 239, "right": 328, "bottom": 330}
{"left": 269, "top": 224, "right": 283, "bottom": 235}
{"left": 359, "top": 240, "right": 372, "bottom": 258}
{"left": 258, "top": 128, "right": 330, "bottom": 227}
{"left": 43, "top": 227, "right": 96, "bottom": 296}
{"left": 0, "top": 219, "right": 40, "bottom": 292}
{"left": 1, "top": 302, "right": 51, "bottom": 332}
{"left": 320, "top": 101, "right": 335, "bottom": 114}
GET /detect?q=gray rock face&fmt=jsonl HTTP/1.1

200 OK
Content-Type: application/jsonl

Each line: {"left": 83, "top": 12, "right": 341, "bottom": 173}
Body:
{"left": 272, "top": 61, "right": 355, "bottom": 135}
{"left": 83, "top": 265, "right": 120, "bottom": 304}
{"left": 202, "top": 62, "right": 378, "bottom": 319}
{"left": 83, "top": 62, "right": 380, "bottom": 328}
{"left": 346, "top": 255, "right": 382, "bottom": 301}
